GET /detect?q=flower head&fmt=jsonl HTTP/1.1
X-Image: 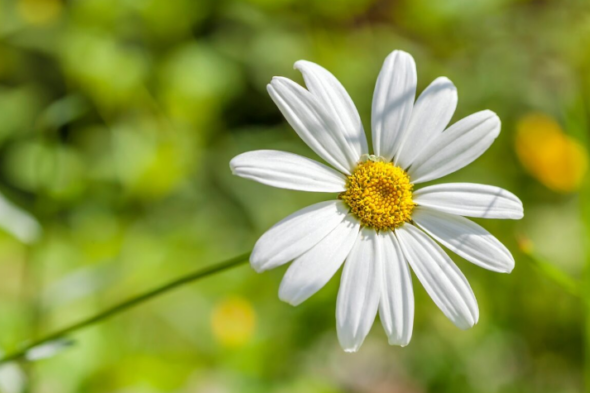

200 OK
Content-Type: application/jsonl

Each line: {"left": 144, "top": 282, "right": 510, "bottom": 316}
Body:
{"left": 230, "top": 51, "right": 524, "bottom": 352}
{"left": 339, "top": 157, "right": 415, "bottom": 230}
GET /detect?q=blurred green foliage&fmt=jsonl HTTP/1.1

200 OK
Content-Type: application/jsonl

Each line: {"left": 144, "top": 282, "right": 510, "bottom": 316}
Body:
{"left": 0, "top": 0, "right": 589, "bottom": 392}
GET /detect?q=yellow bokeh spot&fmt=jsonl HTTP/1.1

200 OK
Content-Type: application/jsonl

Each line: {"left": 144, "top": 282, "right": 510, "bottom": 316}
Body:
{"left": 516, "top": 113, "right": 589, "bottom": 193}
{"left": 340, "top": 157, "right": 415, "bottom": 230}
{"left": 18, "top": 0, "right": 62, "bottom": 25}
{"left": 211, "top": 296, "right": 256, "bottom": 348}
{"left": 517, "top": 234, "right": 534, "bottom": 255}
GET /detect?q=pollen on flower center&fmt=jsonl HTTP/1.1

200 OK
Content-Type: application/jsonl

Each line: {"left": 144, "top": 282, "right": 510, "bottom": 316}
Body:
{"left": 339, "top": 157, "right": 415, "bottom": 230}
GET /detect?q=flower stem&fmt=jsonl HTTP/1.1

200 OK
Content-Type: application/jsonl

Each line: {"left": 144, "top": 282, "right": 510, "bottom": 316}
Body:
{"left": 582, "top": 185, "right": 590, "bottom": 392}
{"left": 524, "top": 252, "right": 582, "bottom": 299}
{"left": 0, "top": 252, "right": 251, "bottom": 365}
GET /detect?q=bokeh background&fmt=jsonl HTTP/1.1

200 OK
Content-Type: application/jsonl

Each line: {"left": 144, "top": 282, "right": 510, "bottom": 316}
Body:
{"left": 0, "top": 0, "right": 589, "bottom": 392}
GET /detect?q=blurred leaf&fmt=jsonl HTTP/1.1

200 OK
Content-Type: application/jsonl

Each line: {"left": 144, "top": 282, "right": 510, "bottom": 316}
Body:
{"left": 0, "top": 192, "right": 41, "bottom": 244}
{"left": 17, "top": 0, "right": 63, "bottom": 26}
{"left": 158, "top": 43, "right": 243, "bottom": 128}
{"left": 59, "top": 29, "right": 149, "bottom": 109}
{"left": 37, "top": 95, "right": 88, "bottom": 132}
{"left": 3, "top": 142, "right": 86, "bottom": 200}
{"left": 0, "top": 87, "right": 41, "bottom": 143}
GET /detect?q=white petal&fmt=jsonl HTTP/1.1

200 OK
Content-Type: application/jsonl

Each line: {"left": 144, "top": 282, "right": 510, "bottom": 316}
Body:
{"left": 371, "top": 50, "right": 417, "bottom": 161}
{"left": 396, "top": 223, "right": 479, "bottom": 330}
{"left": 230, "top": 150, "right": 347, "bottom": 192}
{"left": 336, "top": 227, "right": 382, "bottom": 352}
{"left": 251, "top": 200, "right": 348, "bottom": 272}
{"left": 379, "top": 232, "right": 414, "bottom": 346}
{"left": 413, "top": 207, "right": 515, "bottom": 273}
{"left": 267, "top": 77, "right": 360, "bottom": 174}
{"left": 414, "top": 183, "right": 524, "bottom": 219}
{"left": 395, "top": 77, "right": 458, "bottom": 169}
{"left": 409, "top": 110, "right": 501, "bottom": 183}
{"left": 279, "top": 215, "right": 360, "bottom": 306}
{"left": 295, "top": 60, "right": 368, "bottom": 158}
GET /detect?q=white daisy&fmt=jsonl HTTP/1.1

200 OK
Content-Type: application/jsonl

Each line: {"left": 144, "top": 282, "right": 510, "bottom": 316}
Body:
{"left": 230, "top": 50, "right": 524, "bottom": 352}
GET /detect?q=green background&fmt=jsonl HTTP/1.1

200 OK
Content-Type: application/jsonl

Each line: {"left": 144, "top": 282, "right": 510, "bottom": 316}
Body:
{"left": 0, "top": 0, "right": 588, "bottom": 392}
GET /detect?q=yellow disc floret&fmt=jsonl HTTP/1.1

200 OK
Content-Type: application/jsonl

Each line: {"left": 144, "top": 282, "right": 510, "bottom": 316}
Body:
{"left": 340, "top": 157, "right": 415, "bottom": 230}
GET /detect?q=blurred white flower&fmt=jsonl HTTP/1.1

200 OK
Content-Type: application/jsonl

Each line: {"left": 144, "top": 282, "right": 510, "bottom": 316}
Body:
{"left": 24, "top": 338, "right": 74, "bottom": 361}
{"left": 230, "top": 50, "right": 523, "bottom": 352}
{"left": 0, "top": 352, "right": 26, "bottom": 393}
{"left": 0, "top": 192, "right": 41, "bottom": 244}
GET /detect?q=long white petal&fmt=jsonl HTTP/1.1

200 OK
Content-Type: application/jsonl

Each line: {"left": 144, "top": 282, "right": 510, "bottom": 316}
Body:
{"left": 230, "top": 150, "right": 347, "bottom": 192}
{"left": 336, "top": 227, "right": 381, "bottom": 352}
{"left": 413, "top": 207, "right": 515, "bottom": 273}
{"left": 396, "top": 223, "right": 479, "bottom": 330}
{"left": 395, "top": 77, "right": 458, "bottom": 169}
{"left": 371, "top": 50, "right": 417, "bottom": 161}
{"left": 414, "top": 183, "right": 524, "bottom": 219}
{"left": 379, "top": 231, "right": 414, "bottom": 346}
{"left": 295, "top": 60, "right": 368, "bottom": 158}
{"left": 409, "top": 110, "right": 501, "bottom": 184}
{"left": 251, "top": 200, "right": 348, "bottom": 272}
{"left": 279, "top": 215, "right": 360, "bottom": 306}
{"left": 267, "top": 77, "right": 360, "bottom": 174}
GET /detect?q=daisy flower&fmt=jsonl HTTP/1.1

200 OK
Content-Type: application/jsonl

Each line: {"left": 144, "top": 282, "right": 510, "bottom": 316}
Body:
{"left": 230, "top": 50, "right": 523, "bottom": 352}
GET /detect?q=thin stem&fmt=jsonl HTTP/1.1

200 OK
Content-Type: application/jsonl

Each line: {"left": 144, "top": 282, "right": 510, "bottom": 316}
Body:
{"left": 581, "top": 184, "right": 590, "bottom": 392}
{"left": 0, "top": 252, "right": 251, "bottom": 365}
{"left": 524, "top": 251, "right": 582, "bottom": 299}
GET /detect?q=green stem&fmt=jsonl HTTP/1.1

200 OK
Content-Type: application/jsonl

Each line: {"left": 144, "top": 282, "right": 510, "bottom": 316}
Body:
{"left": 524, "top": 252, "right": 582, "bottom": 299}
{"left": 0, "top": 252, "right": 251, "bottom": 365}
{"left": 582, "top": 189, "right": 590, "bottom": 392}
{"left": 584, "top": 251, "right": 590, "bottom": 393}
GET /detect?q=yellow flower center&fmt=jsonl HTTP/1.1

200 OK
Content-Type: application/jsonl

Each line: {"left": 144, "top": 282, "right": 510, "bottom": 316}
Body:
{"left": 340, "top": 157, "right": 415, "bottom": 230}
